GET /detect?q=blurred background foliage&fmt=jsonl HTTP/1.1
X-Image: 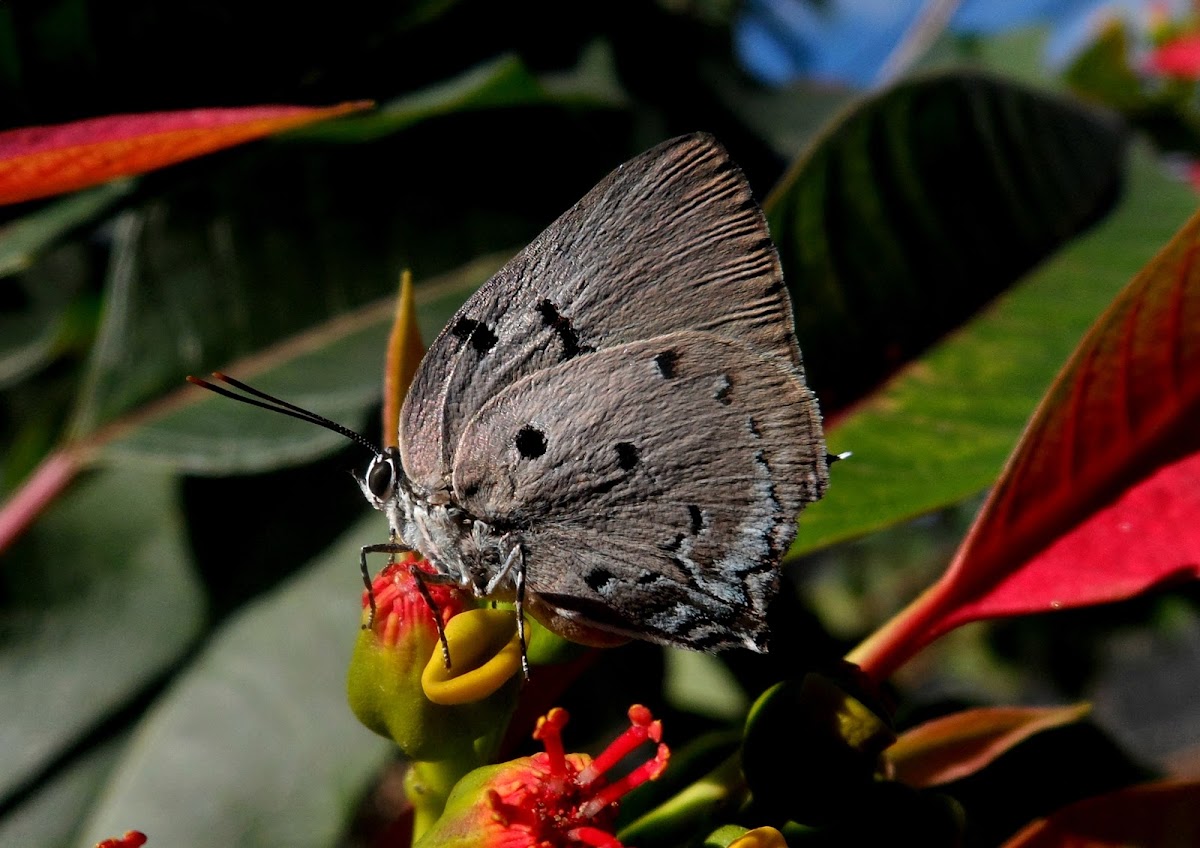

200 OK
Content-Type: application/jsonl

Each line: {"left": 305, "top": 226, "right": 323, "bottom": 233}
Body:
{"left": 2, "top": 1, "right": 1200, "bottom": 846}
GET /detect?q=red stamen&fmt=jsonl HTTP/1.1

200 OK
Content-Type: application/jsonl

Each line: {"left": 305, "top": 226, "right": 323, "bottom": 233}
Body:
{"left": 534, "top": 707, "right": 570, "bottom": 783}
{"left": 579, "top": 743, "right": 670, "bottom": 818}
{"left": 484, "top": 706, "right": 670, "bottom": 848}
{"left": 577, "top": 704, "right": 660, "bottom": 788}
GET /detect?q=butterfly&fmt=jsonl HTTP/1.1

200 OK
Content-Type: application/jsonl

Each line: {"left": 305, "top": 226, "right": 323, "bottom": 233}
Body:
{"left": 192, "top": 133, "right": 830, "bottom": 677}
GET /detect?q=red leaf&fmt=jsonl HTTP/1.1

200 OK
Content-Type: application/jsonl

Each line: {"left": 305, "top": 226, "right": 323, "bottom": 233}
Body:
{"left": 0, "top": 102, "right": 371, "bottom": 205}
{"left": 1001, "top": 780, "right": 1200, "bottom": 847}
{"left": 850, "top": 210, "right": 1200, "bottom": 681}
{"left": 1146, "top": 34, "right": 1200, "bottom": 78}
{"left": 889, "top": 704, "right": 1091, "bottom": 788}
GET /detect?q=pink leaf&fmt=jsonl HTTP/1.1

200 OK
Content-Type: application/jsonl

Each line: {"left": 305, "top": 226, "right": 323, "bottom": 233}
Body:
{"left": 1001, "top": 780, "right": 1200, "bottom": 847}
{"left": 889, "top": 704, "right": 1091, "bottom": 788}
{"left": 0, "top": 102, "right": 371, "bottom": 205}
{"left": 851, "top": 209, "right": 1200, "bottom": 680}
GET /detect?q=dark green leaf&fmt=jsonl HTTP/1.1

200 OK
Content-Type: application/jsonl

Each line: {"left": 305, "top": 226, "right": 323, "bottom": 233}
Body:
{"left": 100, "top": 252, "right": 504, "bottom": 474}
{"left": 792, "top": 145, "right": 1197, "bottom": 555}
{"left": 768, "top": 70, "right": 1126, "bottom": 412}
{"left": 291, "top": 49, "right": 623, "bottom": 144}
{"left": 0, "top": 467, "right": 204, "bottom": 802}
{"left": 77, "top": 514, "right": 394, "bottom": 847}
{"left": 0, "top": 180, "right": 133, "bottom": 279}
{"left": 0, "top": 739, "right": 123, "bottom": 848}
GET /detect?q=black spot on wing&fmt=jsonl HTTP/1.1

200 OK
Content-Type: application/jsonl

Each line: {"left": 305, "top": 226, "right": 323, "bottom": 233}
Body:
{"left": 537, "top": 299, "right": 594, "bottom": 360}
{"left": 654, "top": 350, "right": 679, "bottom": 379}
{"left": 688, "top": 504, "right": 704, "bottom": 534}
{"left": 585, "top": 568, "right": 617, "bottom": 593}
{"left": 515, "top": 425, "right": 547, "bottom": 459}
{"left": 451, "top": 317, "right": 498, "bottom": 354}
{"left": 616, "top": 442, "right": 639, "bottom": 471}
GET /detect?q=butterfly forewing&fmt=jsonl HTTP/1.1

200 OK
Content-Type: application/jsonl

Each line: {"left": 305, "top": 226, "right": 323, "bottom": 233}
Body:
{"left": 400, "top": 133, "right": 799, "bottom": 493}
{"left": 448, "top": 332, "right": 827, "bottom": 651}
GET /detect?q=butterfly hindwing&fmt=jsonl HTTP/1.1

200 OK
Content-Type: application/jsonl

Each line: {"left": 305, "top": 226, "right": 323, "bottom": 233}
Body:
{"left": 400, "top": 133, "right": 799, "bottom": 493}
{"left": 448, "top": 331, "right": 827, "bottom": 651}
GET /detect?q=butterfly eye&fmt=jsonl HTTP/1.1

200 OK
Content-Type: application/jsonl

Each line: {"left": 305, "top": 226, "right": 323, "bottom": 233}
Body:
{"left": 365, "top": 455, "right": 396, "bottom": 501}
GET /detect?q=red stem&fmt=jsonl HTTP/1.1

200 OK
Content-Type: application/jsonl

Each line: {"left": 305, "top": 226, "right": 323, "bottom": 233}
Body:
{"left": 0, "top": 447, "right": 84, "bottom": 556}
{"left": 845, "top": 574, "right": 961, "bottom": 682}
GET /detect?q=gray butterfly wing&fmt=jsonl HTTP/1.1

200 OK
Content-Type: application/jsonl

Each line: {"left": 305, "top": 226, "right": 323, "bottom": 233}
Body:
{"left": 449, "top": 331, "right": 827, "bottom": 652}
{"left": 401, "top": 133, "right": 799, "bottom": 495}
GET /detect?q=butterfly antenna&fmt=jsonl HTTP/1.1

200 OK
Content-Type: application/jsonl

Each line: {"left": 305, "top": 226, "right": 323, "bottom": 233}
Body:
{"left": 187, "top": 372, "right": 382, "bottom": 456}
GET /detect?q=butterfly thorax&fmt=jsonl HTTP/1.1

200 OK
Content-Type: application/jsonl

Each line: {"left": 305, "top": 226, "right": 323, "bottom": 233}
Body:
{"left": 395, "top": 475, "right": 515, "bottom": 601}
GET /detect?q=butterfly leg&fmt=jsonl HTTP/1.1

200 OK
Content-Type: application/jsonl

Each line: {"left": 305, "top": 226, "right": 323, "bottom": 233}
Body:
{"left": 408, "top": 564, "right": 454, "bottom": 670}
{"left": 503, "top": 544, "right": 532, "bottom": 681}
{"left": 360, "top": 541, "right": 410, "bottom": 628}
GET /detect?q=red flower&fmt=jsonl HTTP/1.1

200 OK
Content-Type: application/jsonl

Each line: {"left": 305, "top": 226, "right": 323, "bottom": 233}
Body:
{"left": 414, "top": 705, "right": 670, "bottom": 848}
{"left": 363, "top": 552, "right": 471, "bottom": 641}
{"left": 440, "top": 705, "right": 670, "bottom": 848}
{"left": 94, "top": 832, "right": 147, "bottom": 848}
{"left": 1146, "top": 32, "right": 1200, "bottom": 78}
{"left": 349, "top": 552, "right": 525, "bottom": 761}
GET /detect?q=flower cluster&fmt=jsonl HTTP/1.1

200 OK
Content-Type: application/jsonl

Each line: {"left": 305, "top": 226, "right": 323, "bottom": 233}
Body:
{"left": 346, "top": 552, "right": 522, "bottom": 762}
{"left": 416, "top": 705, "right": 670, "bottom": 848}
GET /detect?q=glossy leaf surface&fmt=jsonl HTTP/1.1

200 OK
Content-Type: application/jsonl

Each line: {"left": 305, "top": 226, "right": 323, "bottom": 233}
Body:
{"left": 78, "top": 515, "right": 393, "bottom": 847}
{"left": 0, "top": 468, "right": 203, "bottom": 800}
{"left": 794, "top": 146, "right": 1198, "bottom": 557}
{"left": 850, "top": 172, "right": 1200, "bottom": 679}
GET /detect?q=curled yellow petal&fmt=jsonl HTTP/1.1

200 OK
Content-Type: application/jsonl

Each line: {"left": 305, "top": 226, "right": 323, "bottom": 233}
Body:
{"left": 422, "top": 608, "right": 522, "bottom": 705}
{"left": 728, "top": 827, "right": 788, "bottom": 848}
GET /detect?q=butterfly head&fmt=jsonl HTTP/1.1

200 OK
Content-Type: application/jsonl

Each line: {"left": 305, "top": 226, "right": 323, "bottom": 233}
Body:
{"left": 357, "top": 445, "right": 411, "bottom": 535}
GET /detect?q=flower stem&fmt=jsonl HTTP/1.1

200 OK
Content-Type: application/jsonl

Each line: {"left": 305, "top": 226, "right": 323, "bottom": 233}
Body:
{"left": 845, "top": 577, "right": 957, "bottom": 682}
{"left": 406, "top": 755, "right": 479, "bottom": 840}
{"left": 0, "top": 447, "right": 84, "bottom": 555}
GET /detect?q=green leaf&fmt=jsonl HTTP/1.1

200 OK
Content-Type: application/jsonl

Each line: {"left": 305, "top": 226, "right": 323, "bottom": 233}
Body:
{"left": 0, "top": 467, "right": 204, "bottom": 802}
{"left": 0, "top": 739, "right": 123, "bottom": 848}
{"left": 100, "top": 252, "right": 505, "bottom": 474}
{"left": 291, "top": 55, "right": 544, "bottom": 143}
{"left": 0, "top": 180, "right": 133, "bottom": 279}
{"left": 77, "top": 514, "right": 394, "bottom": 848}
{"left": 768, "top": 71, "right": 1127, "bottom": 413}
{"left": 0, "top": 243, "right": 89, "bottom": 390}
{"left": 791, "top": 144, "right": 1198, "bottom": 556}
